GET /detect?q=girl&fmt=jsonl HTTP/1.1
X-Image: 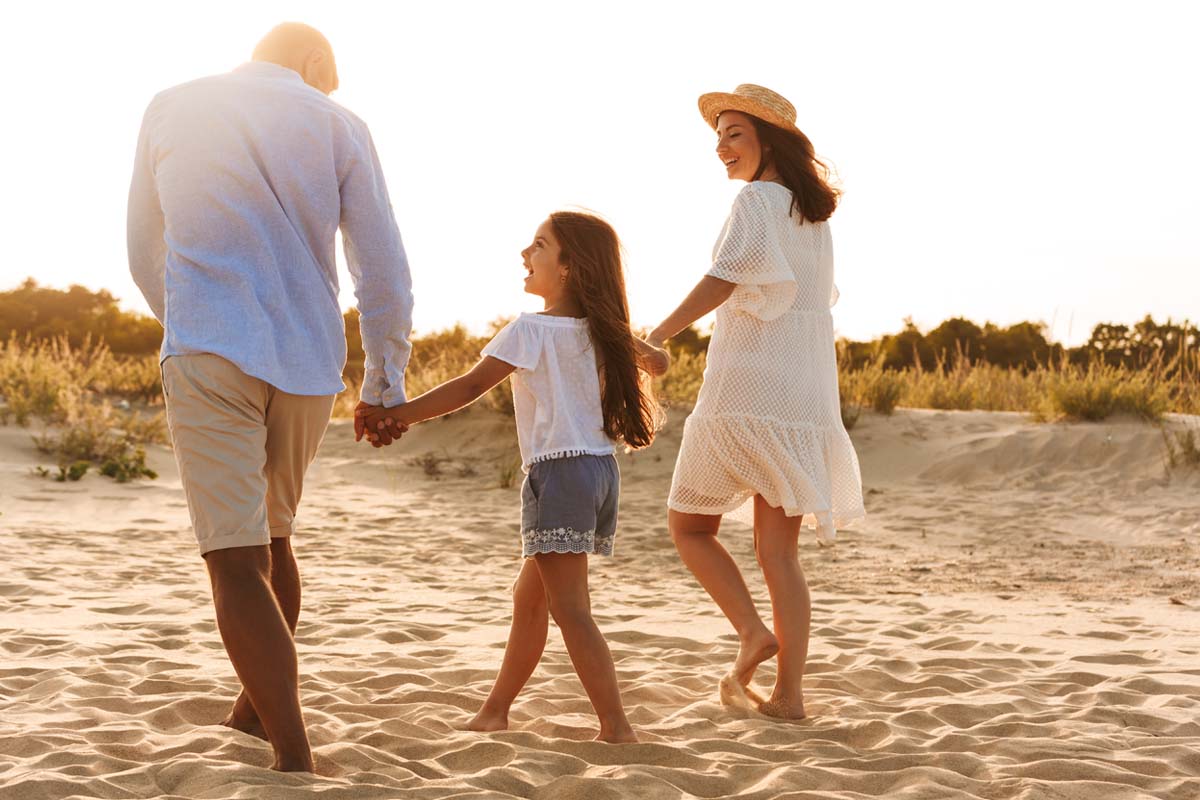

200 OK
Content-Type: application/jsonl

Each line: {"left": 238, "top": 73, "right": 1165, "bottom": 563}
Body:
{"left": 358, "top": 211, "right": 668, "bottom": 743}
{"left": 646, "top": 84, "right": 866, "bottom": 719}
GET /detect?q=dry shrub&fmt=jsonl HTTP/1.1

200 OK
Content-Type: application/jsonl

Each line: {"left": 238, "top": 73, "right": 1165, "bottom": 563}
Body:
{"left": 31, "top": 389, "right": 160, "bottom": 482}
{"left": 2, "top": 336, "right": 164, "bottom": 481}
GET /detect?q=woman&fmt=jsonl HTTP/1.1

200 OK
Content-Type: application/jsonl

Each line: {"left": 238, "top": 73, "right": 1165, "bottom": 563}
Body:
{"left": 646, "top": 84, "right": 865, "bottom": 719}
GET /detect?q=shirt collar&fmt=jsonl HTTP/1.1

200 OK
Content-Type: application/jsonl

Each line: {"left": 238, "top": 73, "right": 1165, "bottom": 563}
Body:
{"left": 234, "top": 61, "right": 304, "bottom": 83}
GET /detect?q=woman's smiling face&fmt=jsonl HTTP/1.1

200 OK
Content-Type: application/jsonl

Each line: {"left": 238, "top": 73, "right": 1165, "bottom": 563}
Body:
{"left": 715, "top": 111, "right": 766, "bottom": 182}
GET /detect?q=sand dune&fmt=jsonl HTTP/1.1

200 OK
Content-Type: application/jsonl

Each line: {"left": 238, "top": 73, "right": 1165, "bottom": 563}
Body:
{"left": 2, "top": 409, "right": 1199, "bottom": 799}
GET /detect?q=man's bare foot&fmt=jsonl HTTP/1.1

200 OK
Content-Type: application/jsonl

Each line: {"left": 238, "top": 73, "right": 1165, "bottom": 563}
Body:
{"left": 757, "top": 695, "right": 807, "bottom": 720}
{"left": 595, "top": 726, "right": 638, "bottom": 743}
{"left": 466, "top": 707, "right": 509, "bottom": 732}
{"left": 733, "top": 627, "right": 779, "bottom": 687}
{"left": 221, "top": 701, "right": 268, "bottom": 742}
{"left": 271, "top": 755, "right": 316, "bottom": 773}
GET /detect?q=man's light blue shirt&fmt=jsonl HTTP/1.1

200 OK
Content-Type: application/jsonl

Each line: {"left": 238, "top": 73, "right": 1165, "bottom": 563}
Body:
{"left": 128, "top": 61, "right": 412, "bottom": 405}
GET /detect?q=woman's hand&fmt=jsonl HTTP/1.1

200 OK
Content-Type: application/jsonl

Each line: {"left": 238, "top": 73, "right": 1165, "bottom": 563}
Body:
{"left": 634, "top": 338, "right": 671, "bottom": 376}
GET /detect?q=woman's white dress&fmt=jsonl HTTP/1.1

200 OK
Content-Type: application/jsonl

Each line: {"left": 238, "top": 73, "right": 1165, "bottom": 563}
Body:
{"left": 667, "top": 181, "right": 865, "bottom": 538}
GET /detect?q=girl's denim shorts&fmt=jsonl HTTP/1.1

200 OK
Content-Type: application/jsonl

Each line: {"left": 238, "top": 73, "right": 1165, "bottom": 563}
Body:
{"left": 520, "top": 453, "right": 619, "bottom": 557}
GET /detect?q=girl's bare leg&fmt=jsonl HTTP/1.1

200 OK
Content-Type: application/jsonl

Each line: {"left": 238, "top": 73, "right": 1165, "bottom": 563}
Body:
{"left": 752, "top": 495, "right": 810, "bottom": 719}
{"left": 533, "top": 552, "right": 636, "bottom": 743}
{"left": 468, "top": 558, "right": 549, "bottom": 731}
{"left": 669, "top": 509, "right": 778, "bottom": 686}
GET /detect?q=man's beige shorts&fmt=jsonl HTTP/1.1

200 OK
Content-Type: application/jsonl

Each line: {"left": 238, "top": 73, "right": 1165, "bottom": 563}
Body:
{"left": 162, "top": 354, "right": 336, "bottom": 557}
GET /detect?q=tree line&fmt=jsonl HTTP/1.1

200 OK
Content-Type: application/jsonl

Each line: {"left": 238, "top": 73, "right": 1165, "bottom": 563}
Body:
{"left": 2, "top": 279, "right": 1193, "bottom": 374}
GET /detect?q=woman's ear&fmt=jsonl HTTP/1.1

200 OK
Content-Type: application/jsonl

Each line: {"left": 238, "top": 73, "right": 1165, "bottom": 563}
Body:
{"left": 558, "top": 265, "right": 569, "bottom": 285}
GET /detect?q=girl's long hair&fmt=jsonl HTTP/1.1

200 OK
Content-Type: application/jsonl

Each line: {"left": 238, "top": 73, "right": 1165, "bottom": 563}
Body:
{"left": 742, "top": 115, "right": 841, "bottom": 223}
{"left": 549, "top": 211, "right": 661, "bottom": 450}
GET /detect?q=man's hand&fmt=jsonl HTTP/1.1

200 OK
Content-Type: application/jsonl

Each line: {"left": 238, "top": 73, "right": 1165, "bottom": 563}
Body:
{"left": 354, "top": 401, "right": 409, "bottom": 447}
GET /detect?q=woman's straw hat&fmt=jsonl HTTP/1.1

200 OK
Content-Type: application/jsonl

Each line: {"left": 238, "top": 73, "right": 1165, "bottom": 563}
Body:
{"left": 698, "top": 84, "right": 799, "bottom": 133}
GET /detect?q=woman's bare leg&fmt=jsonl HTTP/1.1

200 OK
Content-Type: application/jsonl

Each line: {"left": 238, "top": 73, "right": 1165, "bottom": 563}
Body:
{"left": 753, "top": 495, "right": 810, "bottom": 719}
{"left": 534, "top": 552, "right": 636, "bottom": 743}
{"left": 468, "top": 558, "right": 549, "bottom": 731}
{"left": 669, "top": 509, "right": 777, "bottom": 686}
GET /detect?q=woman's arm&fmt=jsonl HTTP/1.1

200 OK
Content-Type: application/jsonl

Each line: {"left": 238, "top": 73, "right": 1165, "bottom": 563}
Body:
{"left": 633, "top": 337, "right": 671, "bottom": 376}
{"left": 647, "top": 275, "right": 736, "bottom": 347}
{"left": 358, "top": 356, "right": 515, "bottom": 443}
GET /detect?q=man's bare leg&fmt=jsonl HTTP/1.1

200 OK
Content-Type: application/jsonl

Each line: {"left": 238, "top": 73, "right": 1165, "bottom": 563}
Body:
{"left": 221, "top": 537, "right": 299, "bottom": 741}
{"left": 206, "top": 543, "right": 313, "bottom": 772}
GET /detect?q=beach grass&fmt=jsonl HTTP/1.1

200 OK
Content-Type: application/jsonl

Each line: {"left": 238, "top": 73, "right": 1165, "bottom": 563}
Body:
{"left": 3, "top": 331, "right": 1196, "bottom": 477}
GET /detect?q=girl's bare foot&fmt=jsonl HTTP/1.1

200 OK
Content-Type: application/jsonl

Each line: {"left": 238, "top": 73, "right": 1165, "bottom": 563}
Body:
{"left": 757, "top": 695, "right": 807, "bottom": 720}
{"left": 466, "top": 706, "right": 509, "bottom": 732}
{"left": 733, "top": 627, "right": 779, "bottom": 687}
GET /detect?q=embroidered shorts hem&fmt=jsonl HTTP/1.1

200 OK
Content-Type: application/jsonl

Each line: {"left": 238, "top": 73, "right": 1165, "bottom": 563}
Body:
{"left": 522, "top": 527, "right": 615, "bottom": 558}
{"left": 520, "top": 454, "right": 619, "bottom": 558}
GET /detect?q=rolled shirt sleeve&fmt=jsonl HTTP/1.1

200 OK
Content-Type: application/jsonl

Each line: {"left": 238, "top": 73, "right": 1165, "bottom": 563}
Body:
{"left": 340, "top": 126, "right": 414, "bottom": 407}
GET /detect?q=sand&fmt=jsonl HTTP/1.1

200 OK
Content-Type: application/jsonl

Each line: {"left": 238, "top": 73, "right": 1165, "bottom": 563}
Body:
{"left": 2, "top": 408, "right": 1199, "bottom": 799}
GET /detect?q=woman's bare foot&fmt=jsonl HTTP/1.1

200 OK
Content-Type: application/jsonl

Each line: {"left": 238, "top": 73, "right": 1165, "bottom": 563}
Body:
{"left": 757, "top": 695, "right": 807, "bottom": 720}
{"left": 466, "top": 706, "right": 509, "bottom": 732}
{"left": 719, "top": 672, "right": 768, "bottom": 710}
{"left": 733, "top": 627, "right": 779, "bottom": 687}
{"left": 718, "top": 673, "right": 756, "bottom": 710}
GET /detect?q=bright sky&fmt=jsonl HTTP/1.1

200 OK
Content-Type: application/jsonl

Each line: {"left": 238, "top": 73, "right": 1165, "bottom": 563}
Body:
{"left": 3, "top": 1, "right": 1197, "bottom": 345}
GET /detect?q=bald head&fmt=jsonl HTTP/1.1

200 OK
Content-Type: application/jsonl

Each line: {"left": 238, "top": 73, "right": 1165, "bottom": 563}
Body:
{"left": 252, "top": 22, "right": 339, "bottom": 95}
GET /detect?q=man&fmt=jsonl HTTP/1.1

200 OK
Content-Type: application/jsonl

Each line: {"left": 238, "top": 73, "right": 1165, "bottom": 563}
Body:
{"left": 128, "top": 22, "right": 410, "bottom": 772}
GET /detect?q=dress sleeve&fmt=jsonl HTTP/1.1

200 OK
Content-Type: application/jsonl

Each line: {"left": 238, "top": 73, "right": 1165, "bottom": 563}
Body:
{"left": 706, "top": 185, "right": 798, "bottom": 321}
{"left": 481, "top": 317, "right": 542, "bottom": 370}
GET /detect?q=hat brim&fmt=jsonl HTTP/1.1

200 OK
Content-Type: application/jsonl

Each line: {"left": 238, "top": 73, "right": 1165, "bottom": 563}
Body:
{"left": 698, "top": 92, "right": 798, "bottom": 133}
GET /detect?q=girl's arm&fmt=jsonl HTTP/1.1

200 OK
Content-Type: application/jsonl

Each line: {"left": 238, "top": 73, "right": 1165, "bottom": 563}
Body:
{"left": 359, "top": 356, "right": 515, "bottom": 441}
{"left": 647, "top": 275, "right": 735, "bottom": 347}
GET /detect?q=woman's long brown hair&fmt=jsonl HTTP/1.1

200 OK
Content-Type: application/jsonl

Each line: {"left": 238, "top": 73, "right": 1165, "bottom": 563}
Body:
{"left": 743, "top": 115, "right": 840, "bottom": 223}
{"left": 549, "top": 211, "right": 661, "bottom": 450}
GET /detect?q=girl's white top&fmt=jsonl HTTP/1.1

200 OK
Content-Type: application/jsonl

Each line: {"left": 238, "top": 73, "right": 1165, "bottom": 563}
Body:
{"left": 483, "top": 313, "right": 616, "bottom": 471}
{"left": 668, "top": 181, "right": 866, "bottom": 541}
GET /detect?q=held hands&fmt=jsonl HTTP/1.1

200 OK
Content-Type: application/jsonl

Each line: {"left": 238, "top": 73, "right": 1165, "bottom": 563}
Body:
{"left": 637, "top": 337, "right": 671, "bottom": 377}
{"left": 354, "top": 401, "right": 410, "bottom": 448}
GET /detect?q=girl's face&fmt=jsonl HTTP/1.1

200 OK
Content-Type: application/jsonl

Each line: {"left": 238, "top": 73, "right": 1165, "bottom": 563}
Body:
{"left": 715, "top": 111, "right": 766, "bottom": 182}
{"left": 521, "top": 219, "right": 568, "bottom": 299}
